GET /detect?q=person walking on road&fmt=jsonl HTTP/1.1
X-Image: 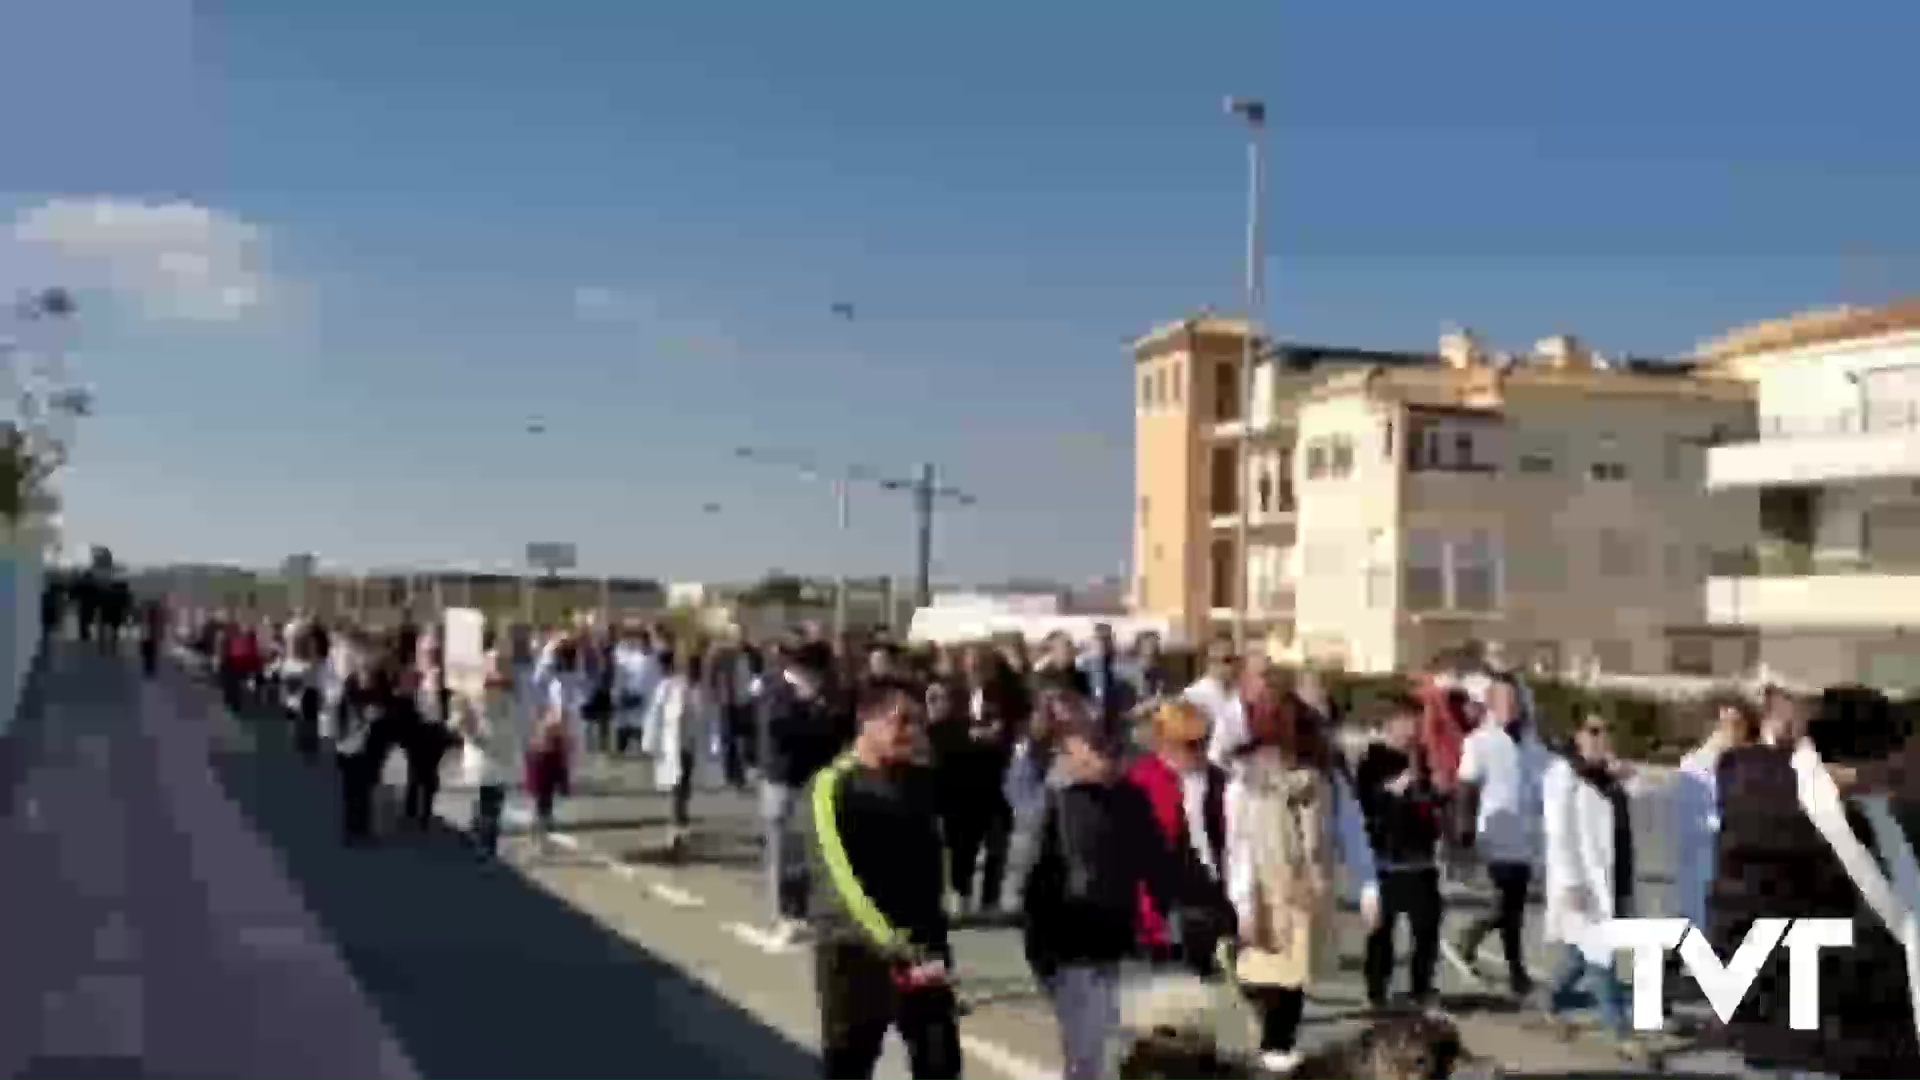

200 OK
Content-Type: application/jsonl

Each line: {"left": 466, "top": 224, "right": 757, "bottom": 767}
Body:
{"left": 527, "top": 634, "right": 586, "bottom": 845}
{"left": 1449, "top": 672, "right": 1548, "bottom": 999}
{"left": 401, "top": 641, "right": 455, "bottom": 830}
{"left": 1354, "top": 693, "right": 1446, "bottom": 1011}
{"left": 139, "top": 596, "right": 167, "bottom": 678}
{"left": 1673, "top": 695, "right": 1757, "bottom": 929}
{"left": 1014, "top": 702, "right": 1179, "bottom": 1079}
{"left": 334, "top": 638, "right": 401, "bottom": 846}
{"left": 952, "top": 643, "right": 1022, "bottom": 916}
{"left": 1125, "top": 699, "right": 1232, "bottom": 979}
{"left": 1224, "top": 668, "right": 1380, "bottom": 1076}
{"left": 1539, "top": 712, "right": 1650, "bottom": 1065}
{"left": 611, "top": 626, "right": 661, "bottom": 757}
{"left": 457, "top": 640, "right": 525, "bottom": 858}
{"left": 759, "top": 640, "right": 849, "bottom": 945}
{"left": 804, "top": 676, "right": 961, "bottom": 1080}
{"left": 644, "top": 647, "right": 718, "bottom": 859}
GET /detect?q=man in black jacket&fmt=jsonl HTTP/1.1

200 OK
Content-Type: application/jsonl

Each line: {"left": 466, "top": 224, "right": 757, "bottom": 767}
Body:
{"left": 804, "top": 676, "right": 959, "bottom": 1079}
{"left": 760, "top": 640, "right": 855, "bottom": 946}
{"left": 1356, "top": 693, "right": 1445, "bottom": 1010}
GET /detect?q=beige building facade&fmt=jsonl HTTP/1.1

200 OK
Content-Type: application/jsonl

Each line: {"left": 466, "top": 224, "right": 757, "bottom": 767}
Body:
{"left": 1133, "top": 315, "right": 1759, "bottom": 676}
{"left": 1700, "top": 300, "right": 1920, "bottom": 691}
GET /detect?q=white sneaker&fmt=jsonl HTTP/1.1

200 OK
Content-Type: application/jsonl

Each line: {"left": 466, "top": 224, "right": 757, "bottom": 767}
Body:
{"left": 770, "top": 919, "right": 807, "bottom": 949}
{"left": 1258, "top": 1049, "right": 1302, "bottom": 1075}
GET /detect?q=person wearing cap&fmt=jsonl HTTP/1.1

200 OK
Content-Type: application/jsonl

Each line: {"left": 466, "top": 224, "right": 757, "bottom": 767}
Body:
{"left": 1013, "top": 697, "right": 1179, "bottom": 1079}
{"left": 803, "top": 677, "right": 960, "bottom": 1079}
{"left": 1125, "top": 699, "right": 1232, "bottom": 978}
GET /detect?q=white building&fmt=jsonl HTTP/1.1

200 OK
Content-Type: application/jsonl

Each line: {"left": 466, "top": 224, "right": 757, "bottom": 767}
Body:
{"left": 1701, "top": 301, "right": 1920, "bottom": 690}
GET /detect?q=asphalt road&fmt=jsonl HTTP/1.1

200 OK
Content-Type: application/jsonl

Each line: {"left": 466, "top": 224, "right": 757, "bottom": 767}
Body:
{"left": 3, "top": 646, "right": 1768, "bottom": 1078}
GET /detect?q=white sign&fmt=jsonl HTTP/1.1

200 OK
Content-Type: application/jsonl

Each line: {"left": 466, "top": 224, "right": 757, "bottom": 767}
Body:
{"left": 1599, "top": 917, "right": 1852, "bottom": 1032}
{"left": 443, "top": 607, "right": 487, "bottom": 698}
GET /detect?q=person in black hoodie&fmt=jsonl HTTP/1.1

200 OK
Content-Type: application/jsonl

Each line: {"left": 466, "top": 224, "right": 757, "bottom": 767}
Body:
{"left": 1015, "top": 704, "right": 1179, "bottom": 1079}
{"left": 1355, "top": 693, "right": 1446, "bottom": 1010}
{"left": 804, "top": 676, "right": 958, "bottom": 1079}
{"left": 1709, "top": 685, "right": 1920, "bottom": 1079}
{"left": 759, "top": 639, "right": 855, "bottom": 946}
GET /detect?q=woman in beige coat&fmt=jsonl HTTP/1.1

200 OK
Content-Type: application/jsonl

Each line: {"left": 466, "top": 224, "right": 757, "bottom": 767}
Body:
{"left": 1223, "top": 669, "right": 1379, "bottom": 1075}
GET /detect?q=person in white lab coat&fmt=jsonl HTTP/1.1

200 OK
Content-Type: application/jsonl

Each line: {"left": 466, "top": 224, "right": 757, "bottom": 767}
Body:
{"left": 1541, "top": 714, "right": 1651, "bottom": 1064}
{"left": 1181, "top": 639, "right": 1243, "bottom": 768}
{"left": 644, "top": 648, "right": 718, "bottom": 857}
{"left": 611, "top": 626, "right": 662, "bottom": 757}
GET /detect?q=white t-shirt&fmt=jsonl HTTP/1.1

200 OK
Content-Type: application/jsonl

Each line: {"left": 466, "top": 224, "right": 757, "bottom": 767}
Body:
{"left": 1187, "top": 675, "right": 1247, "bottom": 767}
{"left": 1457, "top": 724, "right": 1550, "bottom": 865}
{"left": 545, "top": 670, "right": 588, "bottom": 742}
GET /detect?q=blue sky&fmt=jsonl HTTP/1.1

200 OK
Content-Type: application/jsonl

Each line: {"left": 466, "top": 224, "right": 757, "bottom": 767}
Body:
{"left": 5, "top": 1, "right": 1918, "bottom": 584}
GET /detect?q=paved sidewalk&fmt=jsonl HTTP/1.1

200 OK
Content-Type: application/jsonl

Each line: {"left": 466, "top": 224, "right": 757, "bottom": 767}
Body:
{"left": 0, "top": 644, "right": 415, "bottom": 1078}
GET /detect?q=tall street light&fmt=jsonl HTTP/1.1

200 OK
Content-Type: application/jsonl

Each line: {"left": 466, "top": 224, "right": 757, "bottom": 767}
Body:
{"left": 1226, "top": 95, "right": 1266, "bottom": 656}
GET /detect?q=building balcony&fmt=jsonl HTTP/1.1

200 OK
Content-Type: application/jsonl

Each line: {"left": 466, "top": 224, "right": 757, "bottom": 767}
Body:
{"left": 1208, "top": 416, "right": 1293, "bottom": 442}
{"left": 1208, "top": 587, "right": 1296, "bottom": 624}
{"left": 1209, "top": 502, "right": 1297, "bottom": 530}
{"left": 1706, "top": 569, "right": 1920, "bottom": 630}
{"left": 1708, "top": 407, "right": 1920, "bottom": 489}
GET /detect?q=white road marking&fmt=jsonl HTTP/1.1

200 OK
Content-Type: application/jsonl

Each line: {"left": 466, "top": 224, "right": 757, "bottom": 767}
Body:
{"left": 648, "top": 882, "right": 705, "bottom": 908}
{"left": 723, "top": 921, "right": 793, "bottom": 954}
{"left": 961, "top": 1034, "right": 1060, "bottom": 1080}
{"left": 549, "top": 832, "right": 581, "bottom": 852}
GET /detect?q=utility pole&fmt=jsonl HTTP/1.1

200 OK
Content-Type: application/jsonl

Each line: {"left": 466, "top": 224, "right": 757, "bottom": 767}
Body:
{"left": 1227, "top": 95, "right": 1267, "bottom": 656}
{"left": 913, "top": 463, "right": 936, "bottom": 608}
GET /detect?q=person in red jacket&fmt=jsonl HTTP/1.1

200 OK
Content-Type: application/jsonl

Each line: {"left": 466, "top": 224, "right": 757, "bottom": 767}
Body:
{"left": 221, "top": 623, "right": 263, "bottom": 713}
{"left": 1125, "top": 699, "right": 1233, "bottom": 978}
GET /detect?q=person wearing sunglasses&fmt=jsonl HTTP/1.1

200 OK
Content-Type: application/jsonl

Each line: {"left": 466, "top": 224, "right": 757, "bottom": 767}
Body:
{"left": 1539, "top": 714, "right": 1652, "bottom": 1065}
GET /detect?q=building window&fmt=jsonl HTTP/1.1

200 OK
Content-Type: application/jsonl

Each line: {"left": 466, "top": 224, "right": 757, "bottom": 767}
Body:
{"left": 1591, "top": 435, "right": 1628, "bottom": 481}
{"left": 1405, "top": 531, "right": 1446, "bottom": 611}
{"left": 1305, "top": 441, "right": 1328, "bottom": 480}
{"left": 1598, "top": 529, "right": 1640, "bottom": 578}
{"left": 1171, "top": 362, "right": 1183, "bottom": 405}
{"left": 1210, "top": 538, "right": 1236, "bottom": 609}
{"left": 1255, "top": 471, "right": 1273, "bottom": 513}
{"left": 1452, "top": 531, "right": 1499, "bottom": 611}
{"left": 1518, "top": 453, "right": 1554, "bottom": 474}
{"left": 1329, "top": 436, "right": 1355, "bottom": 478}
{"left": 1209, "top": 445, "right": 1238, "bottom": 515}
{"left": 1408, "top": 419, "right": 1497, "bottom": 473}
{"left": 1382, "top": 420, "right": 1395, "bottom": 461}
{"left": 1154, "top": 368, "right": 1168, "bottom": 407}
{"left": 1214, "top": 361, "right": 1239, "bottom": 422}
{"left": 1140, "top": 373, "right": 1153, "bottom": 409}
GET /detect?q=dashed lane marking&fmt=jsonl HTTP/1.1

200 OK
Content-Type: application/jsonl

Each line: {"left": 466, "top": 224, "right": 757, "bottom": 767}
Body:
{"left": 549, "top": 831, "right": 582, "bottom": 852}
{"left": 648, "top": 882, "right": 705, "bottom": 909}
{"left": 961, "top": 1034, "right": 1060, "bottom": 1080}
{"left": 723, "top": 921, "right": 794, "bottom": 954}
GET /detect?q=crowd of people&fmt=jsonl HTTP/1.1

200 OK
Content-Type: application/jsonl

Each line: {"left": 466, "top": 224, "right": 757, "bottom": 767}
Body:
{"left": 145, "top": 601, "right": 1920, "bottom": 1079}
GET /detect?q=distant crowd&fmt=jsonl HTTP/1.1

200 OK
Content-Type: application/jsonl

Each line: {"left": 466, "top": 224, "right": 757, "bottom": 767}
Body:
{"left": 86, "top": 597, "right": 1920, "bottom": 1079}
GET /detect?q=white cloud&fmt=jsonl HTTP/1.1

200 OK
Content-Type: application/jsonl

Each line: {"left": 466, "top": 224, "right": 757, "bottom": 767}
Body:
{"left": 8, "top": 197, "right": 273, "bottom": 323}
{"left": 570, "top": 284, "right": 739, "bottom": 361}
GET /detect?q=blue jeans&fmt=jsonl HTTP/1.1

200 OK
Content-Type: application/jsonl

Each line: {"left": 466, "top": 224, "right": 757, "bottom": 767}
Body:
{"left": 760, "top": 780, "right": 808, "bottom": 922}
{"left": 1548, "top": 943, "right": 1628, "bottom": 1035}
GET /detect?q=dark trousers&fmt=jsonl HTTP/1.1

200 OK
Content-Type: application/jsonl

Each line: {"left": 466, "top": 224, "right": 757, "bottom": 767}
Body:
{"left": 671, "top": 750, "right": 695, "bottom": 827}
{"left": 140, "top": 637, "right": 159, "bottom": 676}
{"left": 723, "top": 705, "right": 755, "bottom": 788}
{"left": 402, "top": 726, "right": 450, "bottom": 826}
{"left": 816, "top": 943, "right": 961, "bottom": 1079}
{"left": 1242, "top": 985, "right": 1305, "bottom": 1054}
{"left": 945, "top": 793, "right": 1011, "bottom": 911}
{"left": 614, "top": 726, "right": 644, "bottom": 756}
{"left": 293, "top": 688, "right": 322, "bottom": 760}
{"left": 1365, "top": 866, "right": 1443, "bottom": 1004}
{"left": 1462, "top": 860, "right": 1534, "bottom": 991}
{"left": 338, "top": 750, "right": 379, "bottom": 842}
{"left": 472, "top": 783, "right": 507, "bottom": 855}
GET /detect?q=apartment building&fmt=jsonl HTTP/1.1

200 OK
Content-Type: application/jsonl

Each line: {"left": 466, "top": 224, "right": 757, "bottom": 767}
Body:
{"left": 1133, "top": 315, "right": 1758, "bottom": 676}
{"left": 1700, "top": 300, "right": 1920, "bottom": 690}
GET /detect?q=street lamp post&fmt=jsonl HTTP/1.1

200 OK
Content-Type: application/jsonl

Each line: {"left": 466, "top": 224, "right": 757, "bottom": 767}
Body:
{"left": 1226, "top": 95, "right": 1266, "bottom": 656}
